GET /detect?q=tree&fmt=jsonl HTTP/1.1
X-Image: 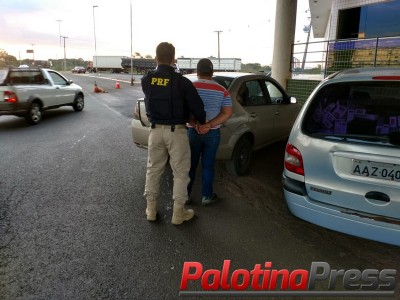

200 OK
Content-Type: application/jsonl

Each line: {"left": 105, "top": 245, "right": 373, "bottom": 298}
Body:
{"left": 241, "top": 63, "right": 271, "bottom": 73}
{"left": 145, "top": 54, "right": 152, "bottom": 59}
{"left": 0, "top": 49, "right": 18, "bottom": 68}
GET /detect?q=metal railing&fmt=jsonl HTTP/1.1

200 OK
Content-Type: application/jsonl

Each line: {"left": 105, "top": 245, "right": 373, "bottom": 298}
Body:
{"left": 292, "top": 36, "right": 400, "bottom": 79}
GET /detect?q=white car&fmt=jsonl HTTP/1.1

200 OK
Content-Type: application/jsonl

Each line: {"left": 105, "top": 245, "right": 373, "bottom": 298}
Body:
{"left": 283, "top": 67, "right": 400, "bottom": 246}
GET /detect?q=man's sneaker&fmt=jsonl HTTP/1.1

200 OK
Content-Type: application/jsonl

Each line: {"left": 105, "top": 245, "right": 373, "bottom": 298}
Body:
{"left": 202, "top": 193, "right": 219, "bottom": 206}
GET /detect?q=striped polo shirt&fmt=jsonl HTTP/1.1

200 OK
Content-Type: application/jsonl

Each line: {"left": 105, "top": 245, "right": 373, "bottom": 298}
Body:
{"left": 192, "top": 79, "right": 232, "bottom": 128}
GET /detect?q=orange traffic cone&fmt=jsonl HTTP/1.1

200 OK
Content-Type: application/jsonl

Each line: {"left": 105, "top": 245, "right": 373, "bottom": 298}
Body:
{"left": 115, "top": 80, "right": 120, "bottom": 89}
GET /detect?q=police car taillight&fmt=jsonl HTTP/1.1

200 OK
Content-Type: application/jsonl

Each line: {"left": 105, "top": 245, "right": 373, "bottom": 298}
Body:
{"left": 372, "top": 76, "right": 400, "bottom": 80}
{"left": 4, "top": 91, "right": 18, "bottom": 103}
{"left": 284, "top": 143, "right": 304, "bottom": 176}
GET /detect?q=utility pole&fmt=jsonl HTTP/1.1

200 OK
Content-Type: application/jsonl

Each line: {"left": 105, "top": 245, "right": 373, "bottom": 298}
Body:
{"left": 61, "top": 36, "right": 68, "bottom": 71}
{"left": 214, "top": 30, "right": 222, "bottom": 69}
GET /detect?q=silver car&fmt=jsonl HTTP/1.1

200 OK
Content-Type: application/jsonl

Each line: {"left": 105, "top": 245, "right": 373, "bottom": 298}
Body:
{"left": 132, "top": 72, "right": 299, "bottom": 176}
{"left": 0, "top": 68, "right": 84, "bottom": 125}
{"left": 282, "top": 67, "right": 400, "bottom": 246}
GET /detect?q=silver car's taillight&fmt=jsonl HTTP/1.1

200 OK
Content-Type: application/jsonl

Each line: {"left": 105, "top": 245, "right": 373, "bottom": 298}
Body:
{"left": 4, "top": 91, "right": 18, "bottom": 103}
{"left": 132, "top": 102, "right": 140, "bottom": 120}
{"left": 284, "top": 143, "right": 304, "bottom": 176}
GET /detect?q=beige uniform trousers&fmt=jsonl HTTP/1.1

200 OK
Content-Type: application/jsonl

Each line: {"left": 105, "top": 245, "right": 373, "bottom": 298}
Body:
{"left": 144, "top": 125, "right": 190, "bottom": 205}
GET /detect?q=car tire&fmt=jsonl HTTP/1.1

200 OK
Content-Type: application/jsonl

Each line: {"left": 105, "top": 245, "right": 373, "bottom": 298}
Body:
{"left": 25, "top": 102, "right": 42, "bottom": 125}
{"left": 73, "top": 94, "right": 84, "bottom": 112}
{"left": 225, "top": 137, "right": 253, "bottom": 176}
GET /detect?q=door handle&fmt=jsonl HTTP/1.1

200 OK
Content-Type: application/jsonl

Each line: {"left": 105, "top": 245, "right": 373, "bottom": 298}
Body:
{"left": 274, "top": 111, "right": 280, "bottom": 115}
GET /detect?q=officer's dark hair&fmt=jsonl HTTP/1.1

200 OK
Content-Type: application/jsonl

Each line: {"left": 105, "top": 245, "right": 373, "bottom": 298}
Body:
{"left": 156, "top": 42, "right": 175, "bottom": 65}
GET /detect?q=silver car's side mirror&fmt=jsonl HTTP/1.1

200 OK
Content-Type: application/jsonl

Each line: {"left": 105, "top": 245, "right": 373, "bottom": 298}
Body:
{"left": 290, "top": 96, "right": 297, "bottom": 104}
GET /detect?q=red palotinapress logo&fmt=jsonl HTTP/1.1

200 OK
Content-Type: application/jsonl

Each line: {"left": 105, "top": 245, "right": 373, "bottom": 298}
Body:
{"left": 179, "top": 260, "right": 397, "bottom": 297}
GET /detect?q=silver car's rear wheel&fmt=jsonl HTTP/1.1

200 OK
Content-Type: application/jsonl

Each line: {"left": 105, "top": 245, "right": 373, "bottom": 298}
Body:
{"left": 25, "top": 102, "right": 42, "bottom": 125}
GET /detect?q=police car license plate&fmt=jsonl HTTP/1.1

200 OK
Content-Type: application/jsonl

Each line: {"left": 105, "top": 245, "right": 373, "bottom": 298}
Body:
{"left": 352, "top": 159, "right": 400, "bottom": 182}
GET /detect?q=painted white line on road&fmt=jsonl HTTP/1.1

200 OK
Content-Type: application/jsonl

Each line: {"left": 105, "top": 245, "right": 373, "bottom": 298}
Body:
{"left": 85, "top": 91, "right": 125, "bottom": 118}
{"left": 102, "top": 103, "right": 124, "bottom": 117}
{"left": 70, "top": 133, "right": 88, "bottom": 149}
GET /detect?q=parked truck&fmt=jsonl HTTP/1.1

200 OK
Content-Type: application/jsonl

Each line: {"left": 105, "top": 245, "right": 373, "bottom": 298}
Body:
{"left": 90, "top": 56, "right": 128, "bottom": 73}
{"left": 177, "top": 58, "right": 241, "bottom": 74}
{"left": 120, "top": 57, "right": 241, "bottom": 74}
{"left": 0, "top": 67, "right": 84, "bottom": 125}
{"left": 120, "top": 58, "right": 157, "bottom": 74}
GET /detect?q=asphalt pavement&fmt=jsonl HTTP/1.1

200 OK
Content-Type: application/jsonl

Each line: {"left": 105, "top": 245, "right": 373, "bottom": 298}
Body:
{"left": 0, "top": 72, "right": 399, "bottom": 299}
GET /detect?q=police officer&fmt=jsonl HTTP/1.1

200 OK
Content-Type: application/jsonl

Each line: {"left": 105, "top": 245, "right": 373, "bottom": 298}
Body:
{"left": 141, "top": 42, "right": 206, "bottom": 225}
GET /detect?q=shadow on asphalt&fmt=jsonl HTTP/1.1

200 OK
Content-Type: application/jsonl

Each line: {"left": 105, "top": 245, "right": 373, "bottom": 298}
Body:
{"left": 214, "top": 140, "right": 287, "bottom": 214}
{"left": 212, "top": 141, "right": 400, "bottom": 270}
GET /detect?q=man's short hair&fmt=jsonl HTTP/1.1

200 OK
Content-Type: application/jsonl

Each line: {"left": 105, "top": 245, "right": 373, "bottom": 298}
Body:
{"left": 156, "top": 42, "right": 175, "bottom": 65}
{"left": 197, "top": 58, "right": 213, "bottom": 76}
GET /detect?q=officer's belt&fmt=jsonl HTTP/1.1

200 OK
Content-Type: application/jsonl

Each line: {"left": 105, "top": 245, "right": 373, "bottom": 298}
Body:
{"left": 151, "top": 124, "right": 187, "bottom": 132}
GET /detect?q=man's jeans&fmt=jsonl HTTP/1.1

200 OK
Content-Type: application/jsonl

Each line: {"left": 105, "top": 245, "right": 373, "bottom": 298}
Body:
{"left": 188, "top": 128, "right": 220, "bottom": 198}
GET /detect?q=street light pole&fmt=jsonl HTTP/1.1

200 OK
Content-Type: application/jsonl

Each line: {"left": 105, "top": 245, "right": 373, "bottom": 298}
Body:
{"left": 301, "top": 9, "right": 311, "bottom": 72}
{"left": 56, "top": 20, "right": 62, "bottom": 70}
{"left": 31, "top": 44, "right": 36, "bottom": 63}
{"left": 93, "top": 5, "right": 98, "bottom": 73}
{"left": 130, "top": 0, "right": 134, "bottom": 86}
{"left": 31, "top": 43, "right": 35, "bottom": 66}
{"left": 56, "top": 19, "right": 62, "bottom": 47}
{"left": 301, "top": 24, "right": 311, "bottom": 72}
{"left": 214, "top": 30, "right": 222, "bottom": 68}
{"left": 61, "top": 36, "right": 68, "bottom": 71}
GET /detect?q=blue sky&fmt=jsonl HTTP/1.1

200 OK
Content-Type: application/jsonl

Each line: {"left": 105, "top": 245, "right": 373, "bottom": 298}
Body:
{"left": 0, "top": 0, "right": 313, "bottom": 65}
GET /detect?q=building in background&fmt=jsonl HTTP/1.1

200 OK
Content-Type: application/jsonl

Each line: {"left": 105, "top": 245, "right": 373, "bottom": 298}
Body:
{"left": 288, "top": 0, "right": 400, "bottom": 104}
{"left": 312, "top": 0, "right": 400, "bottom": 40}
